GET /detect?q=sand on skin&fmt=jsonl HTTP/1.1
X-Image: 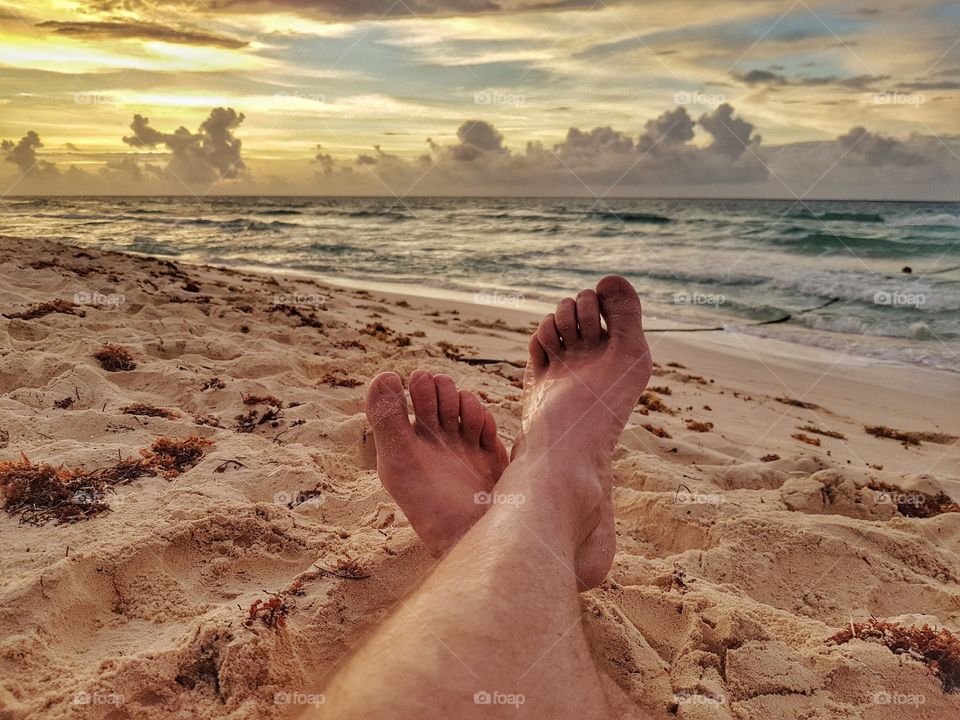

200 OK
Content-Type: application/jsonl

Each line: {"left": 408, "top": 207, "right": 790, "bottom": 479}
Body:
{"left": 0, "top": 235, "right": 958, "bottom": 719}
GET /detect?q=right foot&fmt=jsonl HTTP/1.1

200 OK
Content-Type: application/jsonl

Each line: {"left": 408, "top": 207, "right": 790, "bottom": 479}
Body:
{"left": 366, "top": 370, "right": 509, "bottom": 557}
{"left": 513, "top": 275, "right": 652, "bottom": 586}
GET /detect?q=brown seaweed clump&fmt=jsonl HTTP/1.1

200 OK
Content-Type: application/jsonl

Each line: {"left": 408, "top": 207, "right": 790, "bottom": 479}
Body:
{"left": 0, "top": 453, "right": 155, "bottom": 525}
{"left": 867, "top": 481, "right": 960, "bottom": 518}
{"left": 122, "top": 403, "right": 179, "bottom": 419}
{"left": 140, "top": 436, "right": 212, "bottom": 478}
{"left": 829, "top": 619, "right": 960, "bottom": 692}
{"left": 638, "top": 392, "right": 675, "bottom": 415}
{"left": 94, "top": 345, "right": 137, "bottom": 372}
{"left": 865, "top": 425, "right": 958, "bottom": 446}
{"left": 3, "top": 299, "right": 85, "bottom": 320}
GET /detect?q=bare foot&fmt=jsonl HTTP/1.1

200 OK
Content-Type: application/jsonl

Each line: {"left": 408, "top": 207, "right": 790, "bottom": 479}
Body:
{"left": 516, "top": 275, "right": 652, "bottom": 587}
{"left": 366, "top": 370, "right": 509, "bottom": 557}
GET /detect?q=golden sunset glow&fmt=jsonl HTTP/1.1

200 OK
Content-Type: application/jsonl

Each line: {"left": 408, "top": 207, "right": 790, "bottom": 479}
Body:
{"left": 0, "top": 0, "right": 957, "bottom": 197}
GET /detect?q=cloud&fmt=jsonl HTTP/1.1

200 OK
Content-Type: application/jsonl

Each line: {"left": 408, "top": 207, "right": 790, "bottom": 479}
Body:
{"left": 733, "top": 70, "right": 887, "bottom": 91}
{"left": 86, "top": 0, "right": 599, "bottom": 20}
{"left": 1, "top": 130, "right": 59, "bottom": 176}
{"left": 836, "top": 126, "right": 925, "bottom": 167}
{"left": 450, "top": 120, "right": 507, "bottom": 160}
{"left": 312, "top": 103, "right": 770, "bottom": 194}
{"left": 123, "top": 107, "right": 247, "bottom": 184}
{"left": 36, "top": 20, "right": 247, "bottom": 48}
{"left": 698, "top": 102, "right": 760, "bottom": 157}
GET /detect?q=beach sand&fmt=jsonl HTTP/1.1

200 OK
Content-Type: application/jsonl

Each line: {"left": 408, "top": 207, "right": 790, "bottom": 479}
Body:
{"left": 1, "top": 235, "right": 958, "bottom": 719}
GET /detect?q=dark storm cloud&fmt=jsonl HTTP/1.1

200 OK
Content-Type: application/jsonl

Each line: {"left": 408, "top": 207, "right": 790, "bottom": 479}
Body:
{"left": 123, "top": 107, "right": 247, "bottom": 184}
{"left": 36, "top": 20, "right": 248, "bottom": 48}
{"left": 1, "top": 131, "right": 59, "bottom": 176}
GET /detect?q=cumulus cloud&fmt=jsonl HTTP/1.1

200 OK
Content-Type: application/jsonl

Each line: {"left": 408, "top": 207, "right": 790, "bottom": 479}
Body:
{"left": 36, "top": 20, "right": 247, "bottom": 48}
{"left": 313, "top": 103, "right": 770, "bottom": 195}
{"left": 123, "top": 107, "right": 247, "bottom": 185}
{"left": 836, "top": 126, "right": 925, "bottom": 167}
{"left": 1, "top": 130, "right": 59, "bottom": 176}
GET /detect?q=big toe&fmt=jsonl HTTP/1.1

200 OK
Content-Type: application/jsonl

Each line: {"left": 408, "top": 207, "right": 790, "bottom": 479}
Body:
{"left": 366, "top": 372, "right": 413, "bottom": 445}
{"left": 596, "top": 275, "right": 642, "bottom": 341}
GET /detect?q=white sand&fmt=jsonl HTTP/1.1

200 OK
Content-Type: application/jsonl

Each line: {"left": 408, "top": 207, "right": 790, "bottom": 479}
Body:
{"left": 1, "top": 236, "right": 958, "bottom": 719}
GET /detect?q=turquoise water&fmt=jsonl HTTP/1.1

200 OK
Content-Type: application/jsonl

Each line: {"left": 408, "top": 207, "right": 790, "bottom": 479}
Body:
{"left": 2, "top": 196, "right": 958, "bottom": 370}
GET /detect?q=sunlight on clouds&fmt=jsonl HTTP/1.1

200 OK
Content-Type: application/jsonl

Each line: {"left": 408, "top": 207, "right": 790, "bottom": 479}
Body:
{"left": 0, "top": 34, "right": 272, "bottom": 73}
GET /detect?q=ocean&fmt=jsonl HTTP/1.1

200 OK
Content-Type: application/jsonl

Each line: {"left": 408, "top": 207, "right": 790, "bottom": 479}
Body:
{"left": 2, "top": 196, "right": 958, "bottom": 371}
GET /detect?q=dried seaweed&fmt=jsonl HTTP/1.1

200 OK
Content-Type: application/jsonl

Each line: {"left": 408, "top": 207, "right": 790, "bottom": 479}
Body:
{"left": 867, "top": 481, "right": 960, "bottom": 518}
{"left": 792, "top": 432, "right": 821, "bottom": 446}
{"left": 122, "top": 403, "right": 179, "bottom": 419}
{"left": 799, "top": 424, "right": 846, "bottom": 439}
{"left": 776, "top": 396, "right": 820, "bottom": 410}
{"left": 201, "top": 377, "right": 226, "bottom": 391}
{"left": 865, "top": 425, "right": 957, "bottom": 446}
{"left": 139, "top": 436, "right": 212, "bottom": 478}
{"left": 316, "top": 555, "right": 370, "bottom": 580}
{"left": 638, "top": 392, "right": 675, "bottom": 415}
{"left": 268, "top": 304, "right": 323, "bottom": 330}
{"left": 0, "top": 452, "right": 157, "bottom": 525}
{"left": 321, "top": 371, "right": 363, "bottom": 388}
{"left": 685, "top": 419, "right": 714, "bottom": 432}
{"left": 94, "top": 345, "right": 137, "bottom": 372}
{"left": 3, "top": 299, "right": 85, "bottom": 321}
{"left": 829, "top": 618, "right": 960, "bottom": 692}
{"left": 641, "top": 424, "right": 671, "bottom": 439}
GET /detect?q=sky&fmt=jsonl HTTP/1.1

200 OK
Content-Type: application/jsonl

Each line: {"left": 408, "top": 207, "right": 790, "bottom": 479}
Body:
{"left": 0, "top": 0, "right": 958, "bottom": 198}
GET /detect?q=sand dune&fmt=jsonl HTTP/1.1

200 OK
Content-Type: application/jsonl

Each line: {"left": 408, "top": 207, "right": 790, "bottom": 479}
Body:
{"left": 0, "top": 236, "right": 958, "bottom": 719}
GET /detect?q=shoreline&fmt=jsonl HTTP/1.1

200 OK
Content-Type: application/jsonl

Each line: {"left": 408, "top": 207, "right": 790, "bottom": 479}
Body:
{"left": 167, "top": 257, "right": 960, "bottom": 375}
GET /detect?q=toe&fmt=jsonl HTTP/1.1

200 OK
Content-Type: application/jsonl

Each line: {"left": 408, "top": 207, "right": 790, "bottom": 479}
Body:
{"left": 409, "top": 369, "right": 440, "bottom": 436}
{"left": 596, "top": 275, "right": 643, "bottom": 341}
{"left": 536, "top": 314, "right": 562, "bottom": 357}
{"left": 555, "top": 298, "right": 579, "bottom": 347}
{"left": 434, "top": 374, "right": 461, "bottom": 431}
{"left": 528, "top": 333, "right": 548, "bottom": 374}
{"left": 458, "top": 390, "right": 484, "bottom": 442}
{"left": 575, "top": 289, "right": 602, "bottom": 345}
{"left": 479, "top": 409, "right": 499, "bottom": 450}
{"left": 365, "top": 372, "right": 414, "bottom": 443}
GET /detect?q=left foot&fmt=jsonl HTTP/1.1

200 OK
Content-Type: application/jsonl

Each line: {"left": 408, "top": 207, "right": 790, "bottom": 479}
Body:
{"left": 366, "top": 370, "right": 509, "bottom": 557}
